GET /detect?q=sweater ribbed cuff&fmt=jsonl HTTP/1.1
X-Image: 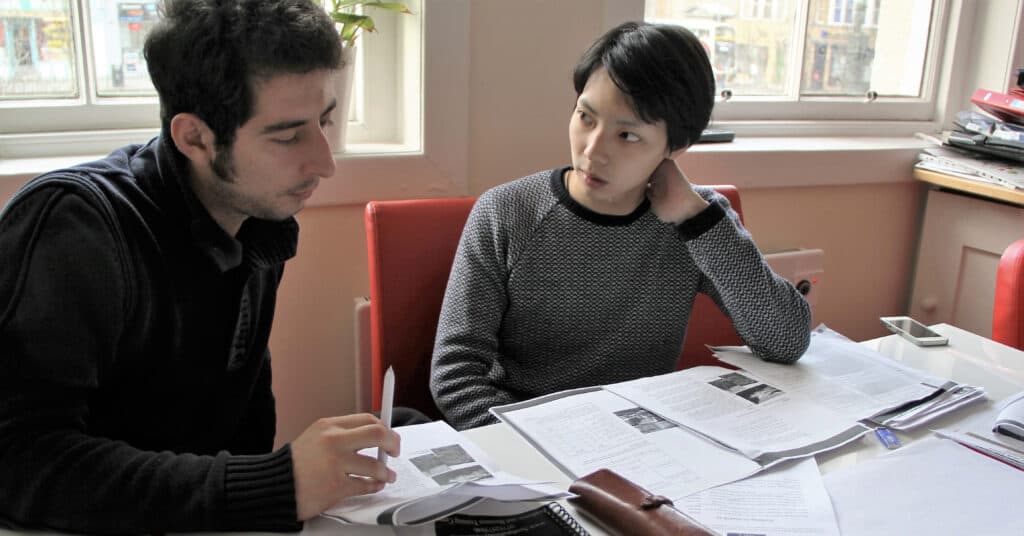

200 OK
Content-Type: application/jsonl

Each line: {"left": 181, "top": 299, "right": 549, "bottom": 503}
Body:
{"left": 222, "top": 445, "right": 302, "bottom": 532}
{"left": 675, "top": 200, "right": 725, "bottom": 241}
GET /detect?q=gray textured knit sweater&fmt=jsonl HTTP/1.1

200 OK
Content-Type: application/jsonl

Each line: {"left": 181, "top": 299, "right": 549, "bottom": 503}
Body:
{"left": 431, "top": 167, "right": 811, "bottom": 430}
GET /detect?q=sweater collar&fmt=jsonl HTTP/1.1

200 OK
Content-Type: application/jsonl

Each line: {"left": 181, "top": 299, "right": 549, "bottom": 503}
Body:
{"left": 146, "top": 134, "right": 298, "bottom": 272}
{"left": 550, "top": 166, "right": 650, "bottom": 226}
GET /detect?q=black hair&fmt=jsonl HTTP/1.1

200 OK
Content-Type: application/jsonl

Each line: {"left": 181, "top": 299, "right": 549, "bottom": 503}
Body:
{"left": 572, "top": 21, "right": 715, "bottom": 152}
{"left": 144, "top": 0, "right": 342, "bottom": 151}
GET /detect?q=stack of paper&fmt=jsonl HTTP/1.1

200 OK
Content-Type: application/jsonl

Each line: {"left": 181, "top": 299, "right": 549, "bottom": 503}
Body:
{"left": 934, "top": 392, "right": 1024, "bottom": 471}
{"left": 916, "top": 144, "right": 1024, "bottom": 190}
{"left": 870, "top": 382, "right": 987, "bottom": 430}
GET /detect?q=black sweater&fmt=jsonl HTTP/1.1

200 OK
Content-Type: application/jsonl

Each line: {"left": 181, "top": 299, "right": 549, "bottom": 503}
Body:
{"left": 0, "top": 136, "right": 302, "bottom": 533}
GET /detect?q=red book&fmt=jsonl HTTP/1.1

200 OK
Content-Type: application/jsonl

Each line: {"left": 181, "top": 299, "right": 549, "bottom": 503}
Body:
{"left": 972, "top": 88, "right": 1024, "bottom": 125}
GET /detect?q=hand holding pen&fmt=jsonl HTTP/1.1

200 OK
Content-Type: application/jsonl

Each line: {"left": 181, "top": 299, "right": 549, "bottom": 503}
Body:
{"left": 288, "top": 366, "right": 400, "bottom": 521}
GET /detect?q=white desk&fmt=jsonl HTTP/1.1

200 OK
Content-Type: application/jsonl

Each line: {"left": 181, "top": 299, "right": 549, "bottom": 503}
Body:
{"left": 4, "top": 324, "right": 1022, "bottom": 535}
{"left": 462, "top": 323, "right": 1024, "bottom": 534}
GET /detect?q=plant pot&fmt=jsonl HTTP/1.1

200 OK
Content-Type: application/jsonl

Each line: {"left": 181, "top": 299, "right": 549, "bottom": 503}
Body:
{"left": 328, "top": 45, "right": 357, "bottom": 153}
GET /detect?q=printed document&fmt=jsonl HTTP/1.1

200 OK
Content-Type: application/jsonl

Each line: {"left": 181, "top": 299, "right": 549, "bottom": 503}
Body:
{"left": 322, "top": 421, "right": 568, "bottom": 525}
{"left": 605, "top": 366, "right": 868, "bottom": 463}
{"left": 680, "top": 458, "right": 840, "bottom": 536}
{"left": 491, "top": 387, "right": 762, "bottom": 500}
{"left": 712, "top": 325, "right": 985, "bottom": 430}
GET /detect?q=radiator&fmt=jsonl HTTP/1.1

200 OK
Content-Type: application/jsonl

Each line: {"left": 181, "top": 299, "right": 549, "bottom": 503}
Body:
{"left": 353, "top": 296, "right": 372, "bottom": 412}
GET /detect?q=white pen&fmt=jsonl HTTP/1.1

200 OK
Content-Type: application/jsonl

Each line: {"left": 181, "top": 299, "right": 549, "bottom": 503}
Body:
{"left": 377, "top": 366, "right": 395, "bottom": 464}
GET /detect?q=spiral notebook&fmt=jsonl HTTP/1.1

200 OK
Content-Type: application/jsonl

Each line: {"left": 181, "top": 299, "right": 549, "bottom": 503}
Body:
{"left": 434, "top": 502, "right": 590, "bottom": 536}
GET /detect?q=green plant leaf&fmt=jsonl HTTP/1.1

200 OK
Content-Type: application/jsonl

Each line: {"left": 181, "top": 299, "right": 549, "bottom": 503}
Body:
{"left": 328, "top": 1, "right": 412, "bottom": 47}
{"left": 363, "top": 2, "right": 413, "bottom": 14}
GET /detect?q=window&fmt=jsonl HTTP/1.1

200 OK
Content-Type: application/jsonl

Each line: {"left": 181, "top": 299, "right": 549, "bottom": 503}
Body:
{"left": 0, "top": 0, "right": 422, "bottom": 158}
{"left": 645, "top": 0, "right": 944, "bottom": 125}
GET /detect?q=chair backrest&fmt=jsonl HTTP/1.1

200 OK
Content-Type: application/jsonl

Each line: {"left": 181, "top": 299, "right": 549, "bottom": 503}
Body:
{"left": 993, "top": 239, "right": 1024, "bottom": 351}
{"left": 364, "top": 186, "right": 744, "bottom": 418}
{"left": 365, "top": 198, "right": 476, "bottom": 419}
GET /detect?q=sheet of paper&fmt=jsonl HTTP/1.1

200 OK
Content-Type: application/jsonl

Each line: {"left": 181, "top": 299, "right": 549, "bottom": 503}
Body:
{"left": 679, "top": 458, "right": 840, "bottom": 536}
{"left": 491, "top": 387, "right": 761, "bottom": 501}
{"left": 713, "top": 326, "right": 986, "bottom": 431}
{"left": 713, "top": 326, "right": 950, "bottom": 421}
{"left": 823, "top": 436, "right": 1024, "bottom": 535}
{"left": 605, "top": 366, "right": 867, "bottom": 463}
{"left": 322, "top": 421, "right": 568, "bottom": 525}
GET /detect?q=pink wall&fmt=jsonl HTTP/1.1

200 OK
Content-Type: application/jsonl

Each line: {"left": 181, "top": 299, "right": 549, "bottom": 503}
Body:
{"left": 0, "top": 1, "right": 932, "bottom": 448}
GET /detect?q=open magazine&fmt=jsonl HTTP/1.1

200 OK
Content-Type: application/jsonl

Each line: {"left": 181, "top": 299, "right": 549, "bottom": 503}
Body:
{"left": 711, "top": 325, "right": 986, "bottom": 431}
{"left": 490, "top": 325, "right": 985, "bottom": 502}
{"left": 490, "top": 363, "right": 867, "bottom": 502}
{"left": 321, "top": 421, "right": 570, "bottom": 526}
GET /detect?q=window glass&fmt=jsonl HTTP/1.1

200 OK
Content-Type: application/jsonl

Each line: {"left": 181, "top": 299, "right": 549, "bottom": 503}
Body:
{"left": 645, "top": 0, "right": 933, "bottom": 99}
{"left": 0, "top": 0, "right": 77, "bottom": 99}
{"left": 89, "top": 1, "right": 160, "bottom": 96}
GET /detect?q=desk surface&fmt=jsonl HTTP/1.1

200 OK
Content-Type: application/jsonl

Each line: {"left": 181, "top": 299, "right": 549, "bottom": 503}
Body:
{"left": 464, "top": 323, "right": 1024, "bottom": 533}
{"left": 468, "top": 323, "right": 1024, "bottom": 474}
{"left": 4, "top": 324, "right": 1022, "bottom": 536}
{"left": 914, "top": 167, "right": 1024, "bottom": 206}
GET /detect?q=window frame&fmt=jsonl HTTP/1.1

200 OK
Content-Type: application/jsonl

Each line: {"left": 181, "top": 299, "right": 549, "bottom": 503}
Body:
{"left": 635, "top": 0, "right": 956, "bottom": 135}
{"left": 0, "top": 0, "right": 433, "bottom": 161}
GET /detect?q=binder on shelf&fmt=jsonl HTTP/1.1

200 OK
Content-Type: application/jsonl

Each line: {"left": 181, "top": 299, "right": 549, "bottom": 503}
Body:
{"left": 971, "top": 88, "right": 1024, "bottom": 126}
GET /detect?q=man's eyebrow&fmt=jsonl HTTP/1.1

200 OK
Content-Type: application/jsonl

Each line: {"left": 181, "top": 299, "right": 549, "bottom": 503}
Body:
{"left": 577, "top": 97, "right": 642, "bottom": 127}
{"left": 261, "top": 119, "right": 307, "bottom": 134}
{"left": 259, "top": 99, "right": 339, "bottom": 135}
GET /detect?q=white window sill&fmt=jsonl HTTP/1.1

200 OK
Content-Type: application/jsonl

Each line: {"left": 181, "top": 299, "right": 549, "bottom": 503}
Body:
{"left": 679, "top": 136, "right": 928, "bottom": 189}
{"left": 1, "top": 136, "right": 929, "bottom": 207}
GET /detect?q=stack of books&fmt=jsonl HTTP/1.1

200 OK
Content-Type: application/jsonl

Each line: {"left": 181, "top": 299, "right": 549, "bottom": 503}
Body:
{"left": 915, "top": 82, "right": 1024, "bottom": 190}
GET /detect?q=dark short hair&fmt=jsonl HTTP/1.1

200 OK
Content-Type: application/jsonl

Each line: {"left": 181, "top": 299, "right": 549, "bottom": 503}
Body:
{"left": 573, "top": 21, "right": 715, "bottom": 152}
{"left": 145, "top": 0, "right": 342, "bottom": 150}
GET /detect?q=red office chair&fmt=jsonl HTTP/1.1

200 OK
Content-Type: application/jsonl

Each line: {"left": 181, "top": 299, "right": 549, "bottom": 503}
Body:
{"left": 993, "top": 239, "right": 1024, "bottom": 351}
{"left": 365, "top": 198, "right": 476, "bottom": 419}
{"left": 364, "top": 187, "right": 745, "bottom": 419}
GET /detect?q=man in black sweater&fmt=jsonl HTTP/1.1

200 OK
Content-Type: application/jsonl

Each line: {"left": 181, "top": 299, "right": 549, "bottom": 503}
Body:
{"left": 0, "top": 0, "right": 410, "bottom": 532}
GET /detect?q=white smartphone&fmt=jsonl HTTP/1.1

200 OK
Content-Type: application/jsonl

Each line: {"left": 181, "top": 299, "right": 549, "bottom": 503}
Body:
{"left": 880, "top": 316, "right": 949, "bottom": 346}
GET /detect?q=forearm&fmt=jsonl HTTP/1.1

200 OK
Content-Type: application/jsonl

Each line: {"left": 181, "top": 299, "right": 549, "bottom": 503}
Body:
{"left": 430, "top": 197, "right": 521, "bottom": 430}
{"left": 430, "top": 348, "right": 519, "bottom": 430}
{"left": 0, "top": 384, "right": 298, "bottom": 533}
{"left": 685, "top": 200, "right": 811, "bottom": 362}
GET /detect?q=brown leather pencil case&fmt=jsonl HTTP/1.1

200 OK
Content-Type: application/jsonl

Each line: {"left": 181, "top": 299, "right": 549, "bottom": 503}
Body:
{"left": 567, "top": 469, "right": 716, "bottom": 536}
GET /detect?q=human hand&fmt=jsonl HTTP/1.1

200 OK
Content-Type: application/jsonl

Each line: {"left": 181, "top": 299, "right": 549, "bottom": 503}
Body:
{"left": 290, "top": 413, "right": 400, "bottom": 521}
{"left": 646, "top": 158, "right": 709, "bottom": 224}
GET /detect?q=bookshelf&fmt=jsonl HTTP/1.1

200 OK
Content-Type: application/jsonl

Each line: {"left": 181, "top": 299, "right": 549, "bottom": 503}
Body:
{"left": 913, "top": 167, "right": 1024, "bottom": 206}
{"left": 908, "top": 168, "right": 1024, "bottom": 337}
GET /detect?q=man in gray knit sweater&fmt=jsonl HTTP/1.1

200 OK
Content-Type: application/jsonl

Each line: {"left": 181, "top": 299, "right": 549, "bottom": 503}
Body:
{"left": 431, "top": 22, "right": 812, "bottom": 431}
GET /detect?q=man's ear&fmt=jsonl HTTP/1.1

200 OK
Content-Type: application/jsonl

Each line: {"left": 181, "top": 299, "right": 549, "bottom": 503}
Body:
{"left": 169, "top": 113, "right": 217, "bottom": 166}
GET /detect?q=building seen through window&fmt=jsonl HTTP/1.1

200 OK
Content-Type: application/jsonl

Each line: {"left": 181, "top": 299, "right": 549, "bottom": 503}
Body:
{"left": 645, "top": 0, "right": 930, "bottom": 100}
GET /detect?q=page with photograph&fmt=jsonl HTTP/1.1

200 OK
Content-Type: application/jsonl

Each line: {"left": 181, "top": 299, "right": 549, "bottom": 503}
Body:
{"left": 712, "top": 326, "right": 985, "bottom": 429}
{"left": 491, "top": 387, "right": 762, "bottom": 502}
{"left": 605, "top": 366, "right": 867, "bottom": 464}
{"left": 322, "top": 421, "right": 568, "bottom": 526}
